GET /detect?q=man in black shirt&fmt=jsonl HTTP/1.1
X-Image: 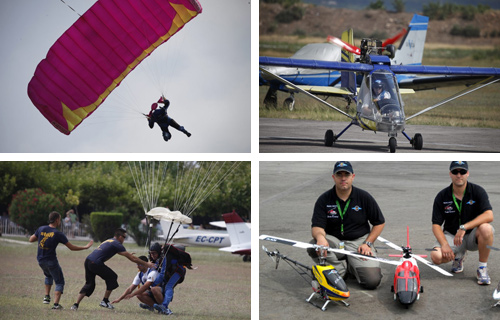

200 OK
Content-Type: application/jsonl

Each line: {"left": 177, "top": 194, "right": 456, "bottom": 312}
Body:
{"left": 308, "top": 161, "right": 386, "bottom": 289}
{"left": 431, "top": 161, "right": 494, "bottom": 285}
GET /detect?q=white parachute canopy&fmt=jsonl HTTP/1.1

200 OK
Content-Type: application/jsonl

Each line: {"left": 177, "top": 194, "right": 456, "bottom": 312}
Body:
{"left": 146, "top": 207, "right": 192, "bottom": 224}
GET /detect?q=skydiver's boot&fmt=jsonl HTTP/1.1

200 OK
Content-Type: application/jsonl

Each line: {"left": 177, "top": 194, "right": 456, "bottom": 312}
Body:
{"left": 180, "top": 126, "right": 191, "bottom": 137}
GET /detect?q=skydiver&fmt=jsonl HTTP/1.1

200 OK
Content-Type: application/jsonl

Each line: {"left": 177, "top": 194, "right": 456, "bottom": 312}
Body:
{"left": 148, "top": 97, "right": 191, "bottom": 142}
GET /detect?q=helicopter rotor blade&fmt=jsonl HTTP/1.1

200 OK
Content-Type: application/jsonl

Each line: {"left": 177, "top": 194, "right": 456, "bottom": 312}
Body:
{"left": 487, "top": 245, "right": 500, "bottom": 251}
{"left": 260, "top": 234, "right": 400, "bottom": 266}
{"left": 412, "top": 254, "right": 453, "bottom": 277}
{"left": 327, "top": 35, "right": 361, "bottom": 55}
{"left": 378, "top": 236, "right": 453, "bottom": 276}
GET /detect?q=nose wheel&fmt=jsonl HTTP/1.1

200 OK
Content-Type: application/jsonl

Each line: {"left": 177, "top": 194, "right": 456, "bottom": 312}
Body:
{"left": 389, "top": 137, "right": 397, "bottom": 153}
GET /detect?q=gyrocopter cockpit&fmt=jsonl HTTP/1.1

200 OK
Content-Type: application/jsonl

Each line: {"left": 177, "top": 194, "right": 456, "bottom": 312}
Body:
{"left": 356, "top": 69, "right": 405, "bottom": 132}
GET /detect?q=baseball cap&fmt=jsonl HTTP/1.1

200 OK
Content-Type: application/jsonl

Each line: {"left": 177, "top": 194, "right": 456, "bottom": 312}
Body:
{"left": 333, "top": 161, "right": 354, "bottom": 174}
{"left": 449, "top": 161, "right": 468, "bottom": 171}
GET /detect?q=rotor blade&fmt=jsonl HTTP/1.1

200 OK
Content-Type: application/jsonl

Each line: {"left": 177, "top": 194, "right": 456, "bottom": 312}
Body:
{"left": 260, "top": 234, "right": 400, "bottom": 266}
{"left": 377, "top": 236, "right": 403, "bottom": 251}
{"left": 327, "top": 35, "right": 361, "bottom": 55}
{"left": 258, "top": 68, "right": 356, "bottom": 120}
{"left": 382, "top": 28, "right": 407, "bottom": 47}
{"left": 412, "top": 254, "right": 453, "bottom": 277}
{"left": 487, "top": 245, "right": 500, "bottom": 251}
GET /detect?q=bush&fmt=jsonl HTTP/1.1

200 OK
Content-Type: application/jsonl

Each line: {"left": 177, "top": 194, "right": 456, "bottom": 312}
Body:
{"left": 450, "top": 25, "right": 481, "bottom": 38}
{"left": 8, "top": 188, "right": 64, "bottom": 234}
{"left": 90, "top": 212, "right": 123, "bottom": 242}
{"left": 275, "top": 5, "right": 304, "bottom": 23}
{"left": 127, "top": 214, "right": 156, "bottom": 246}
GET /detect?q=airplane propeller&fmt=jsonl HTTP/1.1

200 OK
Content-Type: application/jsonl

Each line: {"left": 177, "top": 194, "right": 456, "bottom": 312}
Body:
{"left": 382, "top": 28, "right": 407, "bottom": 47}
{"left": 327, "top": 36, "right": 361, "bottom": 55}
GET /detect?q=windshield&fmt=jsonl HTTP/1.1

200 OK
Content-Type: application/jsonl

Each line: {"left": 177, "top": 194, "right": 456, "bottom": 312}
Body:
{"left": 356, "top": 69, "right": 405, "bottom": 131}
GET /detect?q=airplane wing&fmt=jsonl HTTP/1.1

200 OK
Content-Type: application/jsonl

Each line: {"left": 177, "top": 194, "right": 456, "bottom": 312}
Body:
{"left": 259, "top": 234, "right": 400, "bottom": 266}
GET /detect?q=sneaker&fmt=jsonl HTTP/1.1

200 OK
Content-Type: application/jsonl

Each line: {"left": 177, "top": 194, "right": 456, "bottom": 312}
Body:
{"left": 43, "top": 295, "right": 51, "bottom": 304}
{"left": 70, "top": 304, "right": 78, "bottom": 311}
{"left": 451, "top": 253, "right": 466, "bottom": 273}
{"left": 153, "top": 303, "right": 173, "bottom": 315}
{"left": 51, "top": 304, "right": 63, "bottom": 310}
{"left": 477, "top": 266, "right": 491, "bottom": 285}
{"left": 139, "top": 303, "right": 155, "bottom": 312}
{"left": 99, "top": 300, "right": 115, "bottom": 309}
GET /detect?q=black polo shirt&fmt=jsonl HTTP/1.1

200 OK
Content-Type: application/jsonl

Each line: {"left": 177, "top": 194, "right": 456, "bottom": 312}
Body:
{"left": 432, "top": 182, "right": 492, "bottom": 235}
{"left": 311, "top": 185, "right": 385, "bottom": 241}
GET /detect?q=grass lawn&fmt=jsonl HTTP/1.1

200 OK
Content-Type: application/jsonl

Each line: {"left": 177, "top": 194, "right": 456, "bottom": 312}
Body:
{"left": 0, "top": 236, "right": 250, "bottom": 320}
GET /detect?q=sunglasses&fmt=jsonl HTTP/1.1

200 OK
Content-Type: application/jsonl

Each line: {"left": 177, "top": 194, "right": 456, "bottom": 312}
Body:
{"left": 451, "top": 169, "right": 468, "bottom": 175}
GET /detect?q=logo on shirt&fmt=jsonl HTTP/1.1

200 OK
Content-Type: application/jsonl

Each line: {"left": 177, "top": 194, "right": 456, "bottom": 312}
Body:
{"left": 327, "top": 205, "right": 339, "bottom": 218}
{"left": 352, "top": 205, "right": 362, "bottom": 212}
{"left": 466, "top": 200, "right": 475, "bottom": 205}
{"left": 444, "top": 205, "right": 455, "bottom": 213}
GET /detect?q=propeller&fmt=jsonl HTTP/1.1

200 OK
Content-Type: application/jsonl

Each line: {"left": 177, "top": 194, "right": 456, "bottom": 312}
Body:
{"left": 326, "top": 36, "right": 361, "bottom": 55}
{"left": 382, "top": 28, "right": 407, "bottom": 47}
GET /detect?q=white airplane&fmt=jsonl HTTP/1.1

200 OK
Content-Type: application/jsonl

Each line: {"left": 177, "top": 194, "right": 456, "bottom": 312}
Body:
{"left": 219, "top": 211, "right": 251, "bottom": 262}
{"left": 157, "top": 210, "right": 251, "bottom": 261}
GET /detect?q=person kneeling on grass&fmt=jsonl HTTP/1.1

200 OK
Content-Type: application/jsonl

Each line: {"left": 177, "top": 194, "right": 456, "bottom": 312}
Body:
{"left": 29, "top": 211, "right": 93, "bottom": 310}
{"left": 70, "top": 228, "right": 155, "bottom": 311}
{"left": 111, "top": 255, "right": 160, "bottom": 311}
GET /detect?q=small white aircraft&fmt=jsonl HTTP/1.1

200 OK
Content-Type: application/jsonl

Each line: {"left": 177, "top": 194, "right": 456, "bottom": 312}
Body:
{"left": 219, "top": 211, "right": 251, "bottom": 262}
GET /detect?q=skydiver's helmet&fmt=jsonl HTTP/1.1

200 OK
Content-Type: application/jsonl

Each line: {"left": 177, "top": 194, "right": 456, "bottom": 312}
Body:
{"left": 163, "top": 99, "right": 170, "bottom": 108}
{"left": 149, "top": 242, "right": 162, "bottom": 262}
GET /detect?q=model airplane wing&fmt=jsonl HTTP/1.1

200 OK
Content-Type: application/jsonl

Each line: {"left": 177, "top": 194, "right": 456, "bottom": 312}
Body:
{"left": 260, "top": 234, "right": 400, "bottom": 266}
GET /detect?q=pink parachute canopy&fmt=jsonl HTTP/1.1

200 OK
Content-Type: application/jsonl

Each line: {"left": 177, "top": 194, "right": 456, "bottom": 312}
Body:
{"left": 28, "top": 0, "right": 202, "bottom": 135}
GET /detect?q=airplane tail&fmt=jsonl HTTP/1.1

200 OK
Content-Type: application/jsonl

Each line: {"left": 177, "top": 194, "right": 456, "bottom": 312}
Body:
{"left": 220, "top": 211, "right": 251, "bottom": 256}
{"left": 392, "top": 14, "right": 429, "bottom": 66}
{"left": 340, "top": 28, "right": 356, "bottom": 94}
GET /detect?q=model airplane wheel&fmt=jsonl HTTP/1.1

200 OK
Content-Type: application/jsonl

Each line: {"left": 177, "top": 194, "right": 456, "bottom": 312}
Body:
{"left": 325, "top": 130, "right": 335, "bottom": 147}
{"left": 389, "top": 137, "right": 397, "bottom": 153}
{"left": 283, "top": 96, "right": 295, "bottom": 111}
{"left": 412, "top": 133, "right": 423, "bottom": 150}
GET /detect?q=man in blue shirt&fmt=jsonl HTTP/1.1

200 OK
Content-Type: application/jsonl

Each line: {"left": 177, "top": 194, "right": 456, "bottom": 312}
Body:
{"left": 70, "top": 228, "right": 155, "bottom": 311}
{"left": 29, "top": 211, "right": 93, "bottom": 310}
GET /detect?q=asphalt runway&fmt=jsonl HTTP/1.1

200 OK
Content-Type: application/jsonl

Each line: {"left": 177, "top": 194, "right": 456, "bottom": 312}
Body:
{"left": 259, "top": 118, "right": 500, "bottom": 153}
{"left": 259, "top": 161, "right": 500, "bottom": 320}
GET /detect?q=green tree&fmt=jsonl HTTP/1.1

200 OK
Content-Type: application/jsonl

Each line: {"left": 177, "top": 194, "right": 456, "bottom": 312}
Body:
{"left": 392, "top": 0, "right": 405, "bottom": 13}
{"left": 8, "top": 188, "right": 64, "bottom": 234}
{"left": 367, "top": 0, "right": 385, "bottom": 10}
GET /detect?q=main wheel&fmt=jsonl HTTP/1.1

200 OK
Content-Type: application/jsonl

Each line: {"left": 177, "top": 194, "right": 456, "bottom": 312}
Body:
{"left": 325, "top": 130, "right": 334, "bottom": 147}
{"left": 283, "top": 97, "right": 295, "bottom": 111}
{"left": 412, "top": 133, "right": 423, "bottom": 150}
{"left": 389, "top": 137, "right": 397, "bottom": 153}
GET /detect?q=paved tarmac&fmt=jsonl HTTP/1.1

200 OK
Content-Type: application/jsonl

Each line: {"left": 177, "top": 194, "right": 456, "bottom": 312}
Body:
{"left": 259, "top": 118, "right": 500, "bottom": 153}
{"left": 259, "top": 162, "right": 500, "bottom": 319}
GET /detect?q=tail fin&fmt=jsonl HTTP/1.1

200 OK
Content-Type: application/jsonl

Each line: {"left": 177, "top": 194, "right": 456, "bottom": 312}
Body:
{"left": 392, "top": 14, "right": 429, "bottom": 66}
{"left": 340, "top": 28, "right": 356, "bottom": 94}
{"left": 219, "top": 211, "right": 251, "bottom": 255}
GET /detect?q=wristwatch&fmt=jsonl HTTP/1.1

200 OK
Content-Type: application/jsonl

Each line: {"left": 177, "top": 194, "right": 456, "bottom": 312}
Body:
{"left": 363, "top": 241, "right": 372, "bottom": 248}
{"left": 459, "top": 225, "right": 466, "bottom": 231}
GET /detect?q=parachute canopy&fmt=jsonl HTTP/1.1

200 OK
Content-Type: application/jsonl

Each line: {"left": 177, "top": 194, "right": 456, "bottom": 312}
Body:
{"left": 28, "top": 0, "right": 202, "bottom": 135}
{"left": 146, "top": 207, "right": 192, "bottom": 224}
